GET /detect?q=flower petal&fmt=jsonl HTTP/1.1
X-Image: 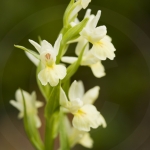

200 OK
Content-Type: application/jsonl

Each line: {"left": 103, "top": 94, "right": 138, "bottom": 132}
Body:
{"left": 61, "top": 56, "right": 78, "bottom": 64}
{"left": 18, "top": 112, "right": 24, "bottom": 119}
{"left": 69, "top": 98, "right": 83, "bottom": 113}
{"left": 73, "top": 113, "right": 91, "bottom": 131}
{"left": 36, "top": 101, "right": 44, "bottom": 108}
{"left": 47, "top": 69, "right": 59, "bottom": 87}
{"left": 38, "top": 65, "right": 66, "bottom": 87}
{"left": 75, "top": 39, "right": 88, "bottom": 56}
{"left": 15, "top": 89, "right": 31, "bottom": 104}
{"left": 69, "top": 80, "right": 84, "bottom": 101}
{"left": 54, "top": 64, "right": 67, "bottom": 80}
{"left": 103, "top": 35, "right": 112, "bottom": 42}
{"left": 41, "top": 40, "right": 53, "bottom": 53}
{"left": 60, "top": 87, "right": 69, "bottom": 107}
{"left": 88, "top": 10, "right": 101, "bottom": 29}
{"left": 73, "top": 104, "right": 103, "bottom": 131}
{"left": 91, "top": 39, "right": 116, "bottom": 60}
{"left": 90, "top": 61, "right": 106, "bottom": 78}
{"left": 98, "top": 113, "right": 107, "bottom": 128}
{"left": 25, "top": 52, "right": 40, "bottom": 66}
{"left": 38, "top": 68, "right": 59, "bottom": 86}
{"left": 81, "top": 0, "right": 91, "bottom": 9}
{"left": 92, "top": 26, "right": 107, "bottom": 42}
{"left": 64, "top": 116, "right": 72, "bottom": 135}
{"left": 81, "top": 51, "right": 99, "bottom": 66}
{"left": 29, "top": 39, "right": 41, "bottom": 53}
{"left": 10, "top": 100, "right": 22, "bottom": 112}
{"left": 84, "top": 9, "right": 91, "bottom": 18}
{"left": 38, "top": 68, "right": 49, "bottom": 86}
{"left": 34, "top": 115, "right": 42, "bottom": 128}
{"left": 78, "top": 132, "right": 93, "bottom": 148}
{"left": 82, "top": 86, "right": 100, "bottom": 104}
{"left": 54, "top": 34, "right": 62, "bottom": 55}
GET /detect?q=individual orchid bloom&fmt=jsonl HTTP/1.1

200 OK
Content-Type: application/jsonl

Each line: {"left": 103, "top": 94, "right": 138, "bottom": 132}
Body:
{"left": 29, "top": 34, "right": 67, "bottom": 86}
{"left": 68, "top": 0, "right": 91, "bottom": 25}
{"left": 10, "top": 89, "right": 43, "bottom": 128}
{"left": 61, "top": 42, "right": 105, "bottom": 78}
{"left": 77, "top": 0, "right": 91, "bottom": 9}
{"left": 60, "top": 80, "right": 106, "bottom": 132}
{"left": 64, "top": 116, "right": 93, "bottom": 148}
{"left": 80, "top": 10, "right": 116, "bottom": 60}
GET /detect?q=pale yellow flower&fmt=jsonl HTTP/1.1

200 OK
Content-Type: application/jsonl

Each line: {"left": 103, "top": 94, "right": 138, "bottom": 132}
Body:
{"left": 10, "top": 89, "right": 43, "bottom": 128}
{"left": 80, "top": 10, "right": 116, "bottom": 60}
{"left": 60, "top": 81, "right": 106, "bottom": 131}
{"left": 65, "top": 116, "right": 93, "bottom": 148}
{"left": 28, "top": 34, "right": 67, "bottom": 86}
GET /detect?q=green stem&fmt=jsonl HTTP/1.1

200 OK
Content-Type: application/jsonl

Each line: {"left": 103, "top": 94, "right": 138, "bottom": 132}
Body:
{"left": 44, "top": 83, "right": 60, "bottom": 150}
{"left": 44, "top": 118, "right": 55, "bottom": 150}
{"left": 59, "top": 112, "right": 70, "bottom": 150}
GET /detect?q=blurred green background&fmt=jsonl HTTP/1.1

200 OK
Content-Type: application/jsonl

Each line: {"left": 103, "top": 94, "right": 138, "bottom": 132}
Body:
{"left": 0, "top": 0, "right": 150, "bottom": 150}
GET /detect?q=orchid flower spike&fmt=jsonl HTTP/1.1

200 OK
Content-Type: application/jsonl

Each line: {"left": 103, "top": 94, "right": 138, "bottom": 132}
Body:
{"left": 60, "top": 80, "right": 106, "bottom": 131}
{"left": 28, "top": 34, "right": 67, "bottom": 86}
{"left": 80, "top": 10, "right": 116, "bottom": 60}
{"left": 10, "top": 89, "right": 43, "bottom": 128}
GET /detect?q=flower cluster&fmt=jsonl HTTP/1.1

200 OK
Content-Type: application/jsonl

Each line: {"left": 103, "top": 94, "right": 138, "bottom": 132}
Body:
{"left": 10, "top": 0, "right": 116, "bottom": 150}
{"left": 10, "top": 89, "right": 43, "bottom": 128}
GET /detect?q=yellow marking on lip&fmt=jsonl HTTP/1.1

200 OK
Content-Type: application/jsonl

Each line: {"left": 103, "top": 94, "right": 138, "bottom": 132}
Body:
{"left": 75, "top": 109, "right": 86, "bottom": 116}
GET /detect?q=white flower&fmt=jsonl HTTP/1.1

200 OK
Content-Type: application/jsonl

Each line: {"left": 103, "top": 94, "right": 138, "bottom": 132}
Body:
{"left": 77, "top": 0, "right": 91, "bottom": 9}
{"left": 10, "top": 89, "right": 43, "bottom": 128}
{"left": 64, "top": 116, "right": 93, "bottom": 148}
{"left": 80, "top": 10, "right": 116, "bottom": 60}
{"left": 61, "top": 41, "right": 105, "bottom": 78}
{"left": 70, "top": 8, "right": 92, "bottom": 28}
{"left": 63, "top": 10, "right": 105, "bottom": 78}
{"left": 29, "top": 34, "right": 67, "bottom": 86}
{"left": 68, "top": 1, "right": 91, "bottom": 24}
{"left": 60, "top": 80, "right": 106, "bottom": 131}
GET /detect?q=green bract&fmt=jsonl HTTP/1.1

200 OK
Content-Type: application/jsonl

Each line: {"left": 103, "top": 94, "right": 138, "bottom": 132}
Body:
{"left": 21, "top": 89, "right": 44, "bottom": 150}
{"left": 62, "top": 43, "right": 87, "bottom": 83}
{"left": 57, "top": 18, "right": 89, "bottom": 63}
{"left": 14, "top": 45, "right": 40, "bottom": 59}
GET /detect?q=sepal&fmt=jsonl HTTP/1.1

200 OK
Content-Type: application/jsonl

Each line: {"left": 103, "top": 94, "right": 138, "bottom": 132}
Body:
{"left": 36, "top": 62, "right": 52, "bottom": 102}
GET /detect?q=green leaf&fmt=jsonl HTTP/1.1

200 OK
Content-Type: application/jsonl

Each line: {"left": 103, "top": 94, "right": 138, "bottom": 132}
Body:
{"left": 57, "top": 18, "right": 89, "bottom": 63}
{"left": 62, "top": 79, "right": 70, "bottom": 95}
{"left": 44, "top": 82, "right": 61, "bottom": 150}
{"left": 36, "top": 63, "right": 52, "bottom": 102}
{"left": 20, "top": 89, "right": 44, "bottom": 150}
{"left": 63, "top": 18, "right": 89, "bottom": 44}
{"left": 59, "top": 112, "right": 70, "bottom": 150}
{"left": 14, "top": 45, "right": 40, "bottom": 59}
{"left": 62, "top": 44, "right": 87, "bottom": 83}
{"left": 45, "top": 82, "right": 60, "bottom": 116}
